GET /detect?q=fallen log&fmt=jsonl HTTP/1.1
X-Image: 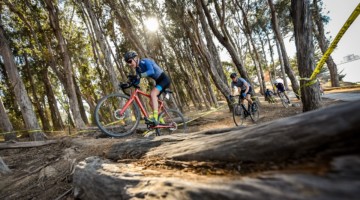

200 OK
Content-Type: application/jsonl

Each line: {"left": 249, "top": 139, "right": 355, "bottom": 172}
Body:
{"left": 107, "top": 101, "right": 360, "bottom": 162}
{"left": 73, "top": 155, "right": 360, "bottom": 200}
{"left": 73, "top": 101, "right": 360, "bottom": 199}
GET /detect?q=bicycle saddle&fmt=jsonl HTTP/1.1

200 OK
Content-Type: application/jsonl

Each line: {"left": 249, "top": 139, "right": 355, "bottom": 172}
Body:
{"left": 164, "top": 88, "right": 173, "bottom": 94}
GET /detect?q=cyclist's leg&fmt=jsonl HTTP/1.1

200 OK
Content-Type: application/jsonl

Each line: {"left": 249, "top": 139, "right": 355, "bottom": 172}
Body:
{"left": 149, "top": 87, "right": 161, "bottom": 123}
{"left": 151, "top": 74, "right": 171, "bottom": 123}
{"left": 283, "top": 91, "right": 291, "bottom": 103}
{"left": 245, "top": 87, "right": 254, "bottom": 109}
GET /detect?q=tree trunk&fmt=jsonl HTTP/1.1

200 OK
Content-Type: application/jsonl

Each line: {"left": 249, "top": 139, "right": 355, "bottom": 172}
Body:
{"left": 105, "top": 0, "right": 148, "bottom": 57}
{"left": 275, "top": 36, "right": 289, "bottom": 88}
{"left": 188, "top": 56, "right": 211, "bottom": 110}
{"left": 312, "top": 0, "right": 340, "bottom": 87}
{"left": 73, "top": 75, "right": 89, "bottom": 125}
{"left": 0, "top": 25, "right": 44, "bottom": 141}
{"left": 0, "top": 97, "right": 16, "bottom": 141}
{"left": 192, "top": 2, "right": 232, "bottom": 110}
{"left": 42, "top": 68, "right": 64, "bottom": 130}
{"left": 268, "top": 0, "right": 300, "bottom": 97}
{"left": 265, "top": 29, "right": 277, "bottom": 92}
{"left": 291, "top": 0, "right": 322, "bottom": 111}
{"left": 24, "top": 54, "right": 51, "bottom": 132}
{"left": 44, "top": 0, "right": 85, "bottom": 128}
{"left": 196, "top": 59, "right": 218, "bottom": 108}
{"left": 240, "top": 6, "right": 266, "bottom": 95}
{"left": 80, "top": 0, "right": 119, "bottom": 92}
{"left": 199, "top": 0, "right": 250, "bottom": 82}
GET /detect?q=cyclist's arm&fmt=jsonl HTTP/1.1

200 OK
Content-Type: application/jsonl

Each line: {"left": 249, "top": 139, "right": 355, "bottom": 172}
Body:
{"left": 243, "top": 82, "right": 250, "bottom": 94}
{"left": 140, "top": 60, "right": 155, "bottom": 77}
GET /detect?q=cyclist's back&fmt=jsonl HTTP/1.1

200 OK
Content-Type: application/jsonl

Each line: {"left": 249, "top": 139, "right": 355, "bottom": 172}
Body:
{"left": 275, "top": 82, "right": 285, "bottom": 93}
{"left": 265, "top": 89, "right": 274, "bottom": 97}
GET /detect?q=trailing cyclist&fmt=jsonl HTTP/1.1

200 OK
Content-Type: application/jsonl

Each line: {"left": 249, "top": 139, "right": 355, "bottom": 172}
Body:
{"left": 264, "top": 88, "right": 276, "bottom": 103}
{"left": 274, "top": 80, "right": 291, "bottom": 103}
{"left": 124, "top": 51, "right": 171, "bottom": 125}
{"left": 229, "top": 73, "right": 256, "bottom": 111}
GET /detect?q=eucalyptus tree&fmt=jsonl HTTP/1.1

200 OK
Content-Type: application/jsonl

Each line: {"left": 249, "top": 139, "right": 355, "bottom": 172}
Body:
{"left": 23, "top": 1, "right": 65, "bottom": 130}
{"left": 103, "top": 0, "right": 148, "bottom": 57}
{"left": 23, "top": 54, "right": 52, "bottom": 131}
{"left": 268, "top": 0, "right": 300, "bottom": 97}
{"left": 75, "top": 0, "right": 120, "bottom": 92}
{"left": 198, "top": 0, "right": 250, "bottom": 82}
{"left": 0, "top": 23, "right": 45, "bottom": 140}
{"left": 43, "top": 0, "right": 86, "bottom": 128}
{"left": 312, "top": 0, "right": 339, "bottom": 87}
{"left": 3, "top": 0, "right": 53, "bottom": 131}
{"left": 234, "top": 0, "right": 267, "bottom": 95}
{"left": 0, "top": 97, "right": 15, "bottom": 141}
{"left": 291, "top": 0, "right": 321, "bottom": 111}
{"left": 192, "top": 0, "right": 233, "bottom": 109}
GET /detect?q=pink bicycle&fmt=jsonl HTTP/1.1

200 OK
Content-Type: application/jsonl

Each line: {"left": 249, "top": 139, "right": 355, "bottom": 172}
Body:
{"left": 94, "top": 76, "right": 186, "bottom": 137}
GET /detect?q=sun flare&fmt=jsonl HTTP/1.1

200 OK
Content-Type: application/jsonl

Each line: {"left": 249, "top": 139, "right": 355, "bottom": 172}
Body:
{"left": 144, "top": 17, "right": 159, "bottom": 32}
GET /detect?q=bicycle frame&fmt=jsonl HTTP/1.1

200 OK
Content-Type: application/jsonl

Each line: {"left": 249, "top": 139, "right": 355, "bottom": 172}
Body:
{"left": 118, "top": 88, "right": 171, "bottom": 128}
{"left": 239, "top": 103, "right": 251, "bottom": 116}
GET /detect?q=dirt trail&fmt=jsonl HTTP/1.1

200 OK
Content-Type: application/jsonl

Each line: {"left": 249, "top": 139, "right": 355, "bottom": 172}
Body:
{"left": 0, "top": 95, "right": 348, "bottom": 199}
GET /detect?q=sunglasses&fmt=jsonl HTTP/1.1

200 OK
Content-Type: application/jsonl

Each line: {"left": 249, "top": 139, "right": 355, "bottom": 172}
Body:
{"left": 126, "top": 59, "right": 133, "bottom": 64}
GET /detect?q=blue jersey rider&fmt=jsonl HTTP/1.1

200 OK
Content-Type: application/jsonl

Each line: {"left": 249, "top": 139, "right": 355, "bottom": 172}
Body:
{"left": 124, "top": 51, "right": 171, "bottom": 124}
{"left": 229, "top": 73, "right": 255, "bottom": 110}
{"left": 265, "top": 88, "right": 274, "bottom": 98}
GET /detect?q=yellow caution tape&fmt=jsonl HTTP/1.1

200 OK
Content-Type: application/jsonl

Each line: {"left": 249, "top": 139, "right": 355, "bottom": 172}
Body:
{"left": 300, "top": 3, "right": 360, "bottom": 87}
{"left": 0, "top": 129, "right": 42, "bottom": 135}
{"left": 184, "top": 104, "right": 227, "bottom": 124}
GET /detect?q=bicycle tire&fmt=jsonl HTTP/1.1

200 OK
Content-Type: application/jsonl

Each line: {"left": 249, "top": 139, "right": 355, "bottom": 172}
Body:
{"left": 94, "top": 93, "right": 141, "bottom": 137}
{"left": 233, "top": 104, "right": 244, "bottom": 126}
{"left": 249, "top": 102, "right": 260, "bottom": 122}
{"left": 155, "top": 109, "right": 187, "bottom": 136}
{"left": 279, "top": 93, "right": 289, "bottom": 108}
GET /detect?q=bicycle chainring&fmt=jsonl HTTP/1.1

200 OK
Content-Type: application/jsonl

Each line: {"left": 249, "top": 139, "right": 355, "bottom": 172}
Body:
{"left": 169, "top": 122, "right": 177, "bottom": 131}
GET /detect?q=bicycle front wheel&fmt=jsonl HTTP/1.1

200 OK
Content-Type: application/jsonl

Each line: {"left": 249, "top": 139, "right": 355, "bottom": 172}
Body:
{"left": 155, "top": 109, "right": 187, "bottom": 136}
{"left": 279, "top": 93, "right": 289, "bottom": 108}
{"left": 233, "top": 104, "right": 244, "bottom": 126}
{"left": 94, "top": 93, "right": 141, "bottom": 137}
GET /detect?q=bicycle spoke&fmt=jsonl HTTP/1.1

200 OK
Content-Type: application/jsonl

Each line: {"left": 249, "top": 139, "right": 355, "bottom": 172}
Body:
{"left": 156, "top": 109, "right": 187, "bottom": 135}
{"left": 233, "top": 104, "right": 244, "bottom": 126}
{"left": 94, "top": 93, "right": 140, "bottom": 137}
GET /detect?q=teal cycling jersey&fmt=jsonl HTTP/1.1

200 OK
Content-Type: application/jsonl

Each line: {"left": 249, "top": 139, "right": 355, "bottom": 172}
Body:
{"left": 136, "top": 58, "right": 164, "bottom": 80}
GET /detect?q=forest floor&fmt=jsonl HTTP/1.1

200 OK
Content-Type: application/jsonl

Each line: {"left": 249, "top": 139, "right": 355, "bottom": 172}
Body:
{"left": 0, "top": 87, "right": 359, "bottom": 200}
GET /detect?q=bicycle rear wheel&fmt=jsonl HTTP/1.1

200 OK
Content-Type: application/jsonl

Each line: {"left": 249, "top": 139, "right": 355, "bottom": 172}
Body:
{"left": 155, "top": 109, "right": 186, "bottom": 136}
{"left": 94, "top": 93, "right": 140, "bottom": 137}
{"left": 233, "top": 104, "right": 245, "bottom": 126}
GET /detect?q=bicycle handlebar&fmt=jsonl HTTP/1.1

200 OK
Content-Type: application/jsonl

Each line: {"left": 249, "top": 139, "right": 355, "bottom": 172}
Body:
{"left": 118, "top": 75, "right": 140, "bottom": 95}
